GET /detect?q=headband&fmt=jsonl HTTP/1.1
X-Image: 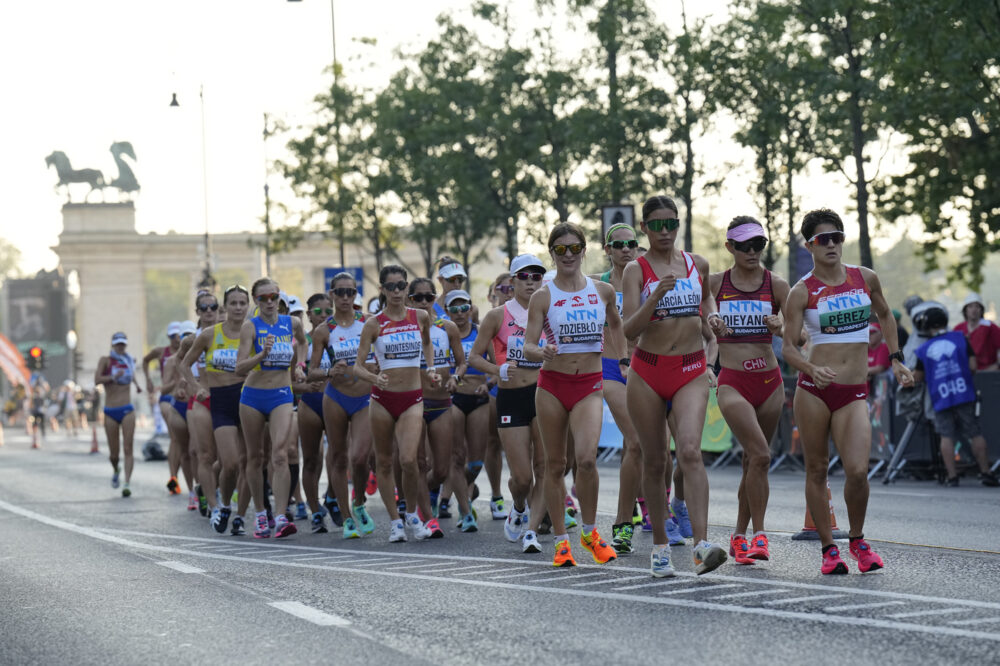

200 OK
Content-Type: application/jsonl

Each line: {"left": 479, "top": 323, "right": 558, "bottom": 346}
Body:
{"left": 604, "top": 223, "right": 635, "bottom": 245}
{"left": 726, "top": 223, "right": 767, "bottom": 242}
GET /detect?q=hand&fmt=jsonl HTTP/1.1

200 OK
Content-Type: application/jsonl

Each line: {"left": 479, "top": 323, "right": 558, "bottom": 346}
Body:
{"left": 196, "top": 387, "right": 209, "bottom": 402}
{"left": 499, "top": 363, "right": 515, "bottom": 383}
{"left": 307, "top": 380, "right": 326, "bottom": 393}
{"left": 708, "top": 313, "right": 730, "bottom": 337}
{"left": 706, "top": 366, "right": 717, "bottom": 388}
{"left": 426, "top": 369, "right": 441, "bottom": 386}
{"left": 542, "top": 345, "right": 557, "bottom": 362}
{"left": 445, "top": 377, "right": 458, "bottom": 393}
{"left": 293, "top": 365, "right": 306, "bottom": 383}
{"left": 764, "top": 314, "right": 782, "bottom": 336}
{"left": 652, "top": 273, "right": 677, "bottom": 299}
{"left": 334, "top": 360, "right": 348, "bottom": 377}
{"left": 810, "top": 365, "right": 837, "bottom": 390}
{"left": 263, "top": 335, "right": 275, "bottom": 355}
{"left": 474, "top": 382, "right": 489, "bottom": 396}
{"left": 375, "top": 372, "right": 390, "bottom": 390}
{"left": 892, "top": 360, "right": 914, "bottom": 388}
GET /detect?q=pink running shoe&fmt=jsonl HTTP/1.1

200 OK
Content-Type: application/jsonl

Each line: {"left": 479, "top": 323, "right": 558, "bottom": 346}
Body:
{"left": 366, "top": 470, "right": 378, "bottom": 496}
{"left": 821, "top": 546, "right": 849, "bottom": 575}
{"left": 729, "top": 534, "right": 755, "bottom": 565}
{"left": 253, "top": 512, "right": 271, "bottom": 539}
{"left": 747, "top": 532, "right": 770, "bottom": 561}
{"left": 849, "top": 538, "right": 884, "bottom": 573}
{"left": 274, "top": 514, "right": 297, "bottom": 538}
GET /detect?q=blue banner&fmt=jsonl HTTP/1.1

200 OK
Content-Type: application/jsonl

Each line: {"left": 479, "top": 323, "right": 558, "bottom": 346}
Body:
{"left": 323, "top": 267, "right": 364, "bottom": 296}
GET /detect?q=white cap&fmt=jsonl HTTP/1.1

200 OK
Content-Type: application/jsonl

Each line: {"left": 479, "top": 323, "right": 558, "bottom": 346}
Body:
{"left": 438, "top": 262, "right": 467, "bottom": 280}
{"left": 962, "top": 292, "right": 984, "bottom": 312}
{"left": 110, "top": 332, "right": 128, "bottom": 345}
{"left": 179, "top": 320, "right": 198, "bottom": 336}
{"left": 354, "top": 293, "right": 363, "bottom": 310}
{"left": 166, "top": 321, "right": 181, "bottom": 337}
{"left": 445, "top": 289, "right": 471, "bottom": 306}
{"left": 279, "top": 291, "right": 289, "bottom": 307}
{"left": 287, "top": 294, "right": 304, "bottom": 315}
{"left": 542, "top": 269, "right": 556, "bottom": 285}
{"left": 510, "top": 254, "right": 545, "bottom": 274}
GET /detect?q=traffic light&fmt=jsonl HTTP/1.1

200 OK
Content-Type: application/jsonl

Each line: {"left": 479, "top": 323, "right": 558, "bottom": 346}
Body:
{"left": 26, "top": 346, "right": 45, "bottom": 370}
{"left": 73, "top": 349, "right": 83, "bottom": 373}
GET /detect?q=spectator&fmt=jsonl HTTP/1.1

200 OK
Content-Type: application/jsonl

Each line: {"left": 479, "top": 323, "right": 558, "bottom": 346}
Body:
{"left": 894, "top": 309, "right": 909, "bottom": 350}
{"left": 912, "top": 306, "right": 1000, "bottom": 487}
{"left": 867, "top": 322, "right": 890, "bottom": 379}
{"left": 954, "top": 292, "right": 1000, "bottom": 371}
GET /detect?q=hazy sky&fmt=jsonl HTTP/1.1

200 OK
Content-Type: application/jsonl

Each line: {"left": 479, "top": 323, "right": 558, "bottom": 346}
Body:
{"left": 2, "top": 0, "right": 887, "bottom": 276}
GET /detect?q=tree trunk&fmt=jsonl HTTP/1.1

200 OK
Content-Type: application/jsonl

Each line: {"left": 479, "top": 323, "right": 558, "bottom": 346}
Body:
{"left": 606, "top": 0, "right": 623, "bottom": 202}
{"left": 785, "top": 146, "right": 798, "bottom": 284}
{"left": 762, "top": 146, "right": 775, "bottom": 270}
{"left": 850, "top": 96, "right": 873, "bottom": 269}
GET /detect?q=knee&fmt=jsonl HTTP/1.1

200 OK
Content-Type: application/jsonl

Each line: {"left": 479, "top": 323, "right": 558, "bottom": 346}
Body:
{"left": 804, "top": 459, "right": 828, "bottom": 481}
{"left": 575, "top": 457, "right": 596, "bottom": 477}
{"left": 746, "top": 448, "right": 771, "bottom": 472}
{"left": 675, "top": 444, "right": 702, "bottom": 470}
{"left": 329, "top": 449, "right": 348, "bottom": 471}
{"left": 843, "top": 463, "right": 868, "bottom": 485}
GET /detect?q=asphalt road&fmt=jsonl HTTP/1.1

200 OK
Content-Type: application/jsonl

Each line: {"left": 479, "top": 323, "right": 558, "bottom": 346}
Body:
{"left": 2, "top": 426, "right": 999, "bottom": 665}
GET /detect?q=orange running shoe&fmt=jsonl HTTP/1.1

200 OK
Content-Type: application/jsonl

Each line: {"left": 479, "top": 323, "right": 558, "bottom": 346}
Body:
{"left": 366, "top": 470, "right": 378, "bottom": 496}
{"left": 581, "top": 529, "right": 617, "bottom": 564}
{"left": 748, "top": 532, "right": 770, "bottom": 561}
{"left": 553, "top": 539, "right": 577, "bottom": 567}
{"left": 729, "top": 533, "right": 755, "bottom": 565}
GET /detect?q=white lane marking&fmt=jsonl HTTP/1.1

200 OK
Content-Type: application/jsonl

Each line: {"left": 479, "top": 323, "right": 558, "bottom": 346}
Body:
{"left": 616, "top": 580, "right": 693, "bottom": 591}
{"left": 525, "top": 572, "right": 605, "bottom": 583}
{"left": 7, "top": 503, "right": 1000, "bottom": 642}
{"left": 490, "top": 569, "right": 561, "bottom": 579}
{"left": 572, "top": 575, "right": 651, "bottom": 587}
{"left": 888, "top": 608, "right": 967, "bottom": 619}
{"left": 431, "top": 565, "right": 498, "bottom": 574}
{"left": 950, "top": 618, "right": 1000, "bottom": 627}
{"left": 387, "top": 561, "right": 467, "bottom": 571}
{"left": 454, "top": 567, "right": 527, "bottom": 576}
{"left": 711, "top": 589, "right": 791, "bottom": 600}
{"left": 347, "top": 559, "right": 413, "bottom": 568}
{"left": 764, "top": 594, "right": 848, "bottom": 606}
{"left": 268, "top": 601, "right": 351, "bottom": 627}
{"left": 660, "top": 584, "right": 741, "bottom": 596}
{"left": 824, "top": 601, "right": 907, "bottom": 613}
{"left": 268, "top": 552, "right": 337, "bottom": 560}
{"left": 156, "top": 561, "right": 205, "bottom": 574}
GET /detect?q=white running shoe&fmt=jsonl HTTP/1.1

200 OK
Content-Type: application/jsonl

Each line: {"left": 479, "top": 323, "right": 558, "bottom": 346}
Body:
{"left": 651, "top": 545, "right": 676, "bottom": 578}
{"left": 490, "top": 497, "right": 508, "bottom": 520}
{"left": 504, "top": 508, "right": 525, "bottom": 542}
{"left": 389, "top": 519, "right": 407, "bottom": 543}
{"left": 693, "top": 540, "right": 728, "bottom": 575}
{"left": 522, "top": 530, "right": 542, "bottom": 554}
{"left": 405, "top": 513, "right": 432, "bottom": 541}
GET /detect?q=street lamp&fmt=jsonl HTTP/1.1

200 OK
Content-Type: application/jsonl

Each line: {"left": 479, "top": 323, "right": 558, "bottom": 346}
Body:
{"left": 168, "top": 86, "right": 216, "bottom": 290}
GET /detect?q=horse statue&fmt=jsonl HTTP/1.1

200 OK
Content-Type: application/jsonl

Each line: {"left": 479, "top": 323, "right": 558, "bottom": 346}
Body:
{"left": 44, "top": 151, "right": 105, "bottom": 201}
{"left": 109, "top": 141, "right": 140, "bottom": 196}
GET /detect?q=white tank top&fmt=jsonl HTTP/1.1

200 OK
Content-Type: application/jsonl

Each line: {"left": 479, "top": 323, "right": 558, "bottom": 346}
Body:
{"left": 326, "top": 317, "right": 372, "bottom": 366}
{"left": 373, "top": 309, "right": 424, "bottom": 370}
{"left": 543, "top": 277, "right": 605, "bottom": 355}
{"left": 638, "top": 253, "right": 702, "bottom": 321}
{"left": 422, "top": 321, "right": 453, "bottom": 370}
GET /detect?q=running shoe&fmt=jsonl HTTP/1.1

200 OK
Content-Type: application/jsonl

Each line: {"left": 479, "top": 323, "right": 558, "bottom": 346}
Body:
{"left": 671, "top": 499, "right": 693, "bottom": 538}
{"left": 366, "top": 470, "right": 378, "bottom": 496}
{"left": 490, "top": 496, "right": 508, "bottom": 520}
{"left": 504, "top": 508, "right": 526, "bottom": 543}
{"left": 389, "top": 519, "right": 407, "bottom": 543}
{"left": 266, "top": 509, "right": 275, "bottom": 529}
{"left": 231, "top": 515, "right": 246, "bottom": 536}
{"left": 522, "top": 530, "right": 542, "bottom": 553}
{"left": 459, "top": 514, "right": 477, "bottom": 533}
{"left": 632, "top": 502, "right": 643, "bottom": 528}
{"left": 748, "top": 532, "right": 770, "bottom": 561}
{"left": 323, "top": 494, "right": 343, "bottom": 527}
{"left": 665, "top": 517, "right": 685, "bottom": 546}
{"left": 651, "top": 545, "right": 676, "bottom": 578}
{"left": 637, "top": 498, "right": 652, "bottom": 532}
{"left": 111, "top": 467, "right": 120, "bottom": 489}
{"left": 354, "top": 504, "right": 375, "bottom": 534}
{"left": 396, "top": 497, "right": 407, "bottom": 518}
{"left": 470, "top": 483, "right": 480, "bottom": 502}
{"left": 429, "top": 488, "right": 440, "bottom": 517}
{"left": 405, "top": 514, "right": 432, "bottom": 541}
{"left": 211, "top": 507, "right": 231, "bottom": 534}
{"left": 729, "top": 533, "right": 755, "bottom": 565}
{"left": 342, "top": 517, "right": 361, "bottom": 539}
{"left": 166, "top": 476, "right": 180, "bottom": 495}
{"left": 274, "top": 514, "right": 297, "bottom": 538}
{"left": 538, "top": 513, "right": 552, "bottom": 535}
{"left": 611, "top": 522, "right": 635, "bottom": 555}
{"left": 310, "top": 511, "right": 328, "bottom": 534}
{"left": 196, "top": 485, "right": 208, "bottom": 517}
{"left": 565, "top": 494, "right": 577, "bottom": 519}
{"left": 581, "top": 529, "right": 617, "bottom": 564}
{"left": 437, "top": 498, "right": 453, "bottom": 519}
{"left": 553, "top": 538, "right": 577, "bottom": 567}
{"left": 425, "top": 517, "right": 445, "bottom": 537}
{"left": 253, "top": 511, "right": 271, "bottom": 539}
{"left": 121, "top": 483, "right": 131, "bottom": 498}
{"left": 187, "top": 492, "right": 198, "bottom": 511}
{"left": 564, "top": 507, "right": 578, "bottom": 530}
{"left": 945, "top": 476, "right": 960, "bottom": 487}
{"left": 693, "top": 540, "right": 727, "bottom": 575}
{"left": 980, "top": 471, "right": 1000, "bottom": 487}
{"left": 822, "top": 545, "right": 849, "bottom": 575}
{"left": 295, "top": 502, "right": 308, "bottom": 521}
{"left": 848, "top": 538, "right": 884, "bottom": 573}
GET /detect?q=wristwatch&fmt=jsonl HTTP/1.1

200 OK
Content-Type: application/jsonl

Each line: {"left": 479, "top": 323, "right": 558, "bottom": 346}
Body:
{"left": 888, "top": 350, "right": 905, "bottom": 363}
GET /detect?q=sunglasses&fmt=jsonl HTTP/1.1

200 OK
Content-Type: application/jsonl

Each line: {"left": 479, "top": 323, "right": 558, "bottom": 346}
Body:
{"left": 224, "top": 284, "right": 248, "bottom": 298}
{"left": 447, "top": 303, "right": 472, "bottom": 314}
{"left": 256, "top": 293, "right": 281, "bottom": 303}
{"left": 382, "top": 280, "right": 408, "bottom": 293}
{"left": 494, "top": 285, "right": 513, "bottom": 294}
{"left": 311, "top": 307, "right": 334, "bottom": 316}
{"left": 807, "top": 231, "right": 846, "bottom": 247}
{"left": 608, "top": 239, "right": 639, "bottom": 250}
{"left": 731, "top": 237, "right": 768, "bottom": 253}
{"left": 645, "top": 218, "right": 680, "bottom": 232}
{"left": 444, "top": 275, "right": 466, "bottom": 283}
{"left": 409, "top": 292, "right": 436, "bottom": 303}
{"left": 197, "top": 303, "right": 219, "bottom": 312}
{"left": 551, "top": 243, "right": 585, "bottom": 256}
{"left": 515, "top": 271, "right": 543, "bottom": 282}
{"left": 330, "top": 287, "right": 357, "bottom": 298}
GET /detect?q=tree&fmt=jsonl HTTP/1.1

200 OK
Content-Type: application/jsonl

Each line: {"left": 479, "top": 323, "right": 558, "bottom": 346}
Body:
{"left": 0, "top": 238, "right": 22, "bottom": 282}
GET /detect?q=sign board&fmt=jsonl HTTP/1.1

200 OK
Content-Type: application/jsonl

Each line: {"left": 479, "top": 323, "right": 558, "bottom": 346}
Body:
{"left": 600, "top": 204, "right": 635, "bottom": 244}
{"left": 323, "top": 267, "right": 364, "bottom": 296}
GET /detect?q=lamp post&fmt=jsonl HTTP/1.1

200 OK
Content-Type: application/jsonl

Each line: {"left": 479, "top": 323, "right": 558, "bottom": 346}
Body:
{"left": 169, "top": 86, "right": 216, "bottom": 290}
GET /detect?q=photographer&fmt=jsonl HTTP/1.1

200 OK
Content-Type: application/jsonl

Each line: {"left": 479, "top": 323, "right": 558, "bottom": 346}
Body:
{"left": 911, "top": 304, "right": 999, "bottom": 487}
